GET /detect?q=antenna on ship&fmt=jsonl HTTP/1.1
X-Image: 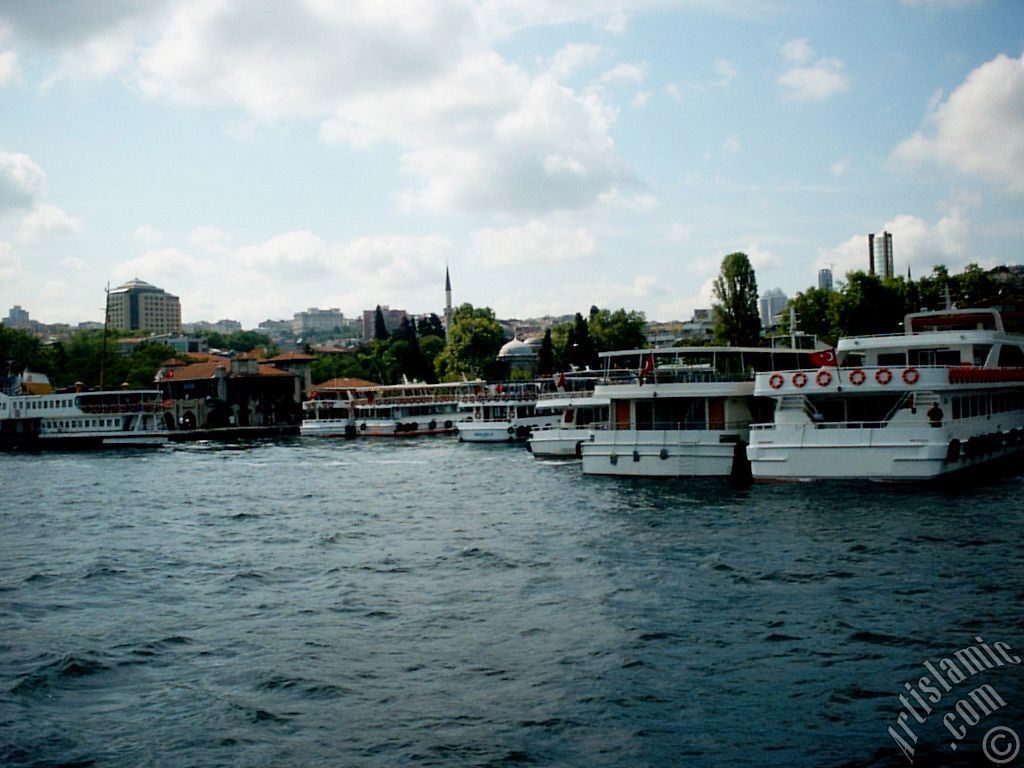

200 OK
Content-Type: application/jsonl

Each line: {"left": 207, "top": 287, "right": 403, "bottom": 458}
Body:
{"left": 100, "top": 283, "right": 110, "bottom": 389}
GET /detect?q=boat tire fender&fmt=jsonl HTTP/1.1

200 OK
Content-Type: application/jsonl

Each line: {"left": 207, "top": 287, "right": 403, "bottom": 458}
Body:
{"left": 946, "top": 438, "right": 961, "bottom": 463}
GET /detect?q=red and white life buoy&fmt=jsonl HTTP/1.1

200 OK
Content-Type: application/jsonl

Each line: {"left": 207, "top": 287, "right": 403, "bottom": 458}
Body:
{"left": 848, "top": 368, "right": 866, "bottom": 386}
{"left": 792, "top": 372, "right": 808, "bottom": 388}
{"left": 875, "top": 367, "right": 893, "bottom": 385}
{"left": 902, "top": 367, "right": 920, "bottom": 385}
{"left": 768, "top": 373, "right": 784, "bottom": 389}
{"left": 816, "top": 369, "right": 833, "bottom": 387}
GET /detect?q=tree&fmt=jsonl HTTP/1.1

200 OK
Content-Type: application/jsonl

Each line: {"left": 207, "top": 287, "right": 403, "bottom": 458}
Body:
{"left": 373, "top": 306, "right": 389, "bottom": 341}
{"left": 434, "top": 303, "right": 504, "bottom": 381}
{"left": 418, "top": 313, "right": 446, "bottom": 340}
{"left": 589, "top": 307, "right": 648, "bottom": 352}
{"left": 0, "top": 326, "right": 46, "bottom": 379}
{"left": 537, "top": 329, "right": 555, "bottom": 377}
{"left": 566, "top": 312, "right": 597, "bottom": 369}
{"left": 712, "top": 252, "right": 761, "bottom": 347}
{"left": 782, "top": 287, "right": 841, "bottom": 344}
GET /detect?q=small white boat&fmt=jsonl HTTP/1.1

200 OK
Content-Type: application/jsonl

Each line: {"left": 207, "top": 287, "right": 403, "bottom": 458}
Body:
{"left": 527, "top": 395, "right": 610, "bottom": 458}
{"left": 456, "top": 382, "right": 564, "bottom": 442}
{"left": 0, "top": 370, "right": 171, "bottom": 450}
{"left": 581, "top": 346, "right": 809, "bottom": 477}
{"left": 747, "top": 308, "right": 1024, "bottom": 481}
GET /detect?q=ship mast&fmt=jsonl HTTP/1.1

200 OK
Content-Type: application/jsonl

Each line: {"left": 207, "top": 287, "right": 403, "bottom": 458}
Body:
{"left": 99, "top": 283, "right": 110, "bottom": 389}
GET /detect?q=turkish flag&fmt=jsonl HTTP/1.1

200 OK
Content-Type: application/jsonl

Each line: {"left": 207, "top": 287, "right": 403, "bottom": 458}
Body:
{"left": 638, "top": 352, "right": 655, "bottom": 385}
{"left": 809, "top": 349, "right": 837, "bottom": 367}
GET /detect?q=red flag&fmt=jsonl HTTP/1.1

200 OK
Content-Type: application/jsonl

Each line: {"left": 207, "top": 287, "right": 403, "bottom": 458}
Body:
{"left": 556, "top": 372, "right": 566, "bottom": 389}
{"left": 809, "top": 348, "right": 837, "bottom": 367}
{"left": 638, "top": 352, "right": 655, "bottom": 385}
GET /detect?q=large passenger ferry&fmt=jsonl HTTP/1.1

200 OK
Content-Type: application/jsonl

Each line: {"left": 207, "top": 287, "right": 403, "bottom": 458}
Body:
{"left": 746, "top": 308, "right": 1024, "bottom": 481}
{"left": 0, "top": 371, "right": 171, "bottom": 449}
{"left": 456, "top": 381, "right": 567, "bottom": 443}
{"left": 581, "top": 346, "right": 809, "bottom": 477}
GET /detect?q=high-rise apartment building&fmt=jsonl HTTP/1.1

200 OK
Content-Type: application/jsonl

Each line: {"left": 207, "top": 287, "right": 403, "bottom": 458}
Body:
{"left": 759, "top": 288, "right": 788, "bottom": 329}
{"left": 868, "top": 232, "right": 894, "bottom": 280}
{"left": 818, "top": 268, "right": 834, "bottom": 291}
{"left": 106, "top": 278, "right": 182, "bottom": 334}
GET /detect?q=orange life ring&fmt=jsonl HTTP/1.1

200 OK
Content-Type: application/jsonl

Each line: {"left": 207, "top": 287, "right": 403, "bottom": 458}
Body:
{"left": 849, "top": 368, "right": 866, "bottom": 386}
{"left": 902, "top": 367, "right": 920, "bottom": 385}
{"left": 768, "top": 373, "right": 784, "bottom": 389}
{"left": 875, "top": 367, "right": 893, "bottom": 385}
{"left": 792, "top": 372, "right": 808, "bottom": 388}
{"left": 816, "top": 369, "right": 833, "bottom": 387}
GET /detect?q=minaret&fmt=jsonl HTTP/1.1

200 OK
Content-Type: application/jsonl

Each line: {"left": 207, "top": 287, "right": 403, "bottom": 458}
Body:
{"left": 444, "top": 265, "right": 453, "bottom": 331}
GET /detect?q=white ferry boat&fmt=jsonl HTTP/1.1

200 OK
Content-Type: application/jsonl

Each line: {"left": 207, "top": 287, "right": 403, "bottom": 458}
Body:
{"left": 456, "top": 382, "right": 566, "bottom": 442}
{"left": 300, "top": 390, "right": 356, "bottom": 438}
{"left": 527, "top": 395, "right": 610, "bottom": 458}
{"left": 301, "top": 380, "right": 481, "bottom": 438}
{"left": 581, "top": 346, "right": 809, "bottom": 477}
{"left": 746, "top": 308, "right": 1024, "bottom": 481}
{"left": 0, "top": 371, "right": 170, "bottom": 450}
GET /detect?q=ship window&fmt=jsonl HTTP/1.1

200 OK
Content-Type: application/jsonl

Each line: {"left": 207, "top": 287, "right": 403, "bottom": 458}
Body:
{"left": 997, "top": 344, "right": 1024, "bottom": 367}
{"left": 952, "top": 397, "right": 961, "bottom": 420}
{"left": 877, "top": 352, "right": 907, "bottom": 367}
{"left": 973, "top": 345, "right": 992, "bottom": 366}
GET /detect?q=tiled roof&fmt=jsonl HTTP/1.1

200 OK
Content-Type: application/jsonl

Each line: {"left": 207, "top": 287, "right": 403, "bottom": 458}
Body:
{"left": 314, "top": 377, "right": 378, "bottom": 390}
{"left": 161, "top": 361, "right": 294, "bottom": 381}
{"left": 267, "top": 352, "right": 315, "bottom": 362}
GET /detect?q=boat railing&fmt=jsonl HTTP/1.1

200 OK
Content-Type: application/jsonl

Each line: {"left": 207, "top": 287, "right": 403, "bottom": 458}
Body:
{"left": 750, "top": 419, "right": 908, "bottom": 431}
{"left": 602, "top": 369, "right": 756, "bottom": 385}
{"left": 591, "top": 419, "right": 752, "bottom": 431}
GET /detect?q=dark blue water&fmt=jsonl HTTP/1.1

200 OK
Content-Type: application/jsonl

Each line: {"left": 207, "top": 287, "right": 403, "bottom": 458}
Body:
{"left": 2, "top": 439, "right": 1023, "bottom": 767}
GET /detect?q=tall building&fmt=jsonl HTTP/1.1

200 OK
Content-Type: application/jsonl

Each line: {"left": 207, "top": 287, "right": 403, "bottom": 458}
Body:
{"left": 106, "top": 278, "right": 181, "bottom": 334}
{"left": 868, "top": 231, "right": 894, "bottom": 280}
{"left": 759, "top": 288, "right": 788, "bottom": 329}
{"left": 4, "top": 305, "right": 31, "bottom": 328}
{"left": 361, "top": 305, "right": 408, "bottom": 342}
{"left": 818, "top": 268, "right": 834, "bottom": 291}
{"left": 292, "top": 307, "right": 343, "bottom": 335}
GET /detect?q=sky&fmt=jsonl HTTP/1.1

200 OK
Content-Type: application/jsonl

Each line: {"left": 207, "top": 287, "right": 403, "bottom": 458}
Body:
{"left": 1, "top": 0, "right": 1022, "bottom": 329}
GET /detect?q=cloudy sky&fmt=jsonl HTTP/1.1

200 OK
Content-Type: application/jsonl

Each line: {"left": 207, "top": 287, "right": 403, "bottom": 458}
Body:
{"left": 1, "top": 1, "right": 1022, "bottom": 328}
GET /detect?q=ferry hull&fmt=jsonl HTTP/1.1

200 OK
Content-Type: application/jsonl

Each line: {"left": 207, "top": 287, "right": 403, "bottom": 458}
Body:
{"left": 748, "top": 425, "right": 1024, "bottom": 481}
{"left": 528, "top": 429, "right": 589, "bottom": 458}
{"left": 457, "top": 417, "right": 559, "bottom": 443}
{"left": 581, "top": 430, "right": 745, "bottom": 477}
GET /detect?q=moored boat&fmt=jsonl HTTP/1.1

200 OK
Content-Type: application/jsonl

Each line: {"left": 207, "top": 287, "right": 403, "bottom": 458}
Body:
{"left": 0, "top": 371, "right": 171, "bottom": 450}
{"left": 456, "top": 381, "right": 565, "bottom": 442}
{"left": 746, "top": 308, "right": 1024, "bottom": 481}
{"left": 581, "top": 346, "right": 809, "bottom": 477}
{"left": 527, "top": 395, "right": 610, "bottom": 458}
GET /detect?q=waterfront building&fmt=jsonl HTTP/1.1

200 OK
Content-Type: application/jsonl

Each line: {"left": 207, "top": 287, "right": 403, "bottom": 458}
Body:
{"left": 107, "top": 278, "right": 182, "bottom": 335}
{"left": 818, "top": 268, "right": 834, "bottom": 291}
{"left": 4, "top": 305, "right": 32, "bottom": 329}
{"left": 184, "top": 319, "right": 243, "bottom": 335}
{"left": 681, "top": 309, "right": 715, "bottom": 341}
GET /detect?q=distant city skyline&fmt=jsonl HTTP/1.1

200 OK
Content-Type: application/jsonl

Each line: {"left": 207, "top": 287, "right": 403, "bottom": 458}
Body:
{"left": 1, "top": 3, "right": 1022, "bottom": 327}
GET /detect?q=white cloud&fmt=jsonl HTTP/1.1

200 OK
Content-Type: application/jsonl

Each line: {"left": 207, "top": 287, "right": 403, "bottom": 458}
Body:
{"left": 600, "top": 62, "right": 646, "bottom": 84}
{"left": 778, "top": 56, "right": 850, "bottom": 102}
{"left": 723, "top": 135, "right": 742, "bottom": 156}
{"left": 668, "top": 222, "right": 692, "bottom": 243}
{"left": 39, "top": 280, "right": 73, "bottom": 303}
{"left": 830, "top": 158, "right": 850, "bottom": 176}
{"left": 0, "top": 151, "right": 45, "bottom": 212}
{"left": 0, "top": 50, "right": 19, "bottom": 84}
{"left": 631, "top": 91, "right": 651, "bottom": 108}
{"left": 665, "top": 82, "right": 683, "bottom": 101}
{"left": 714, "top": 58, "right": 737, "bottom": 87}
{"left": 189, "top": 225, "right": 229, "bottom": 253}
{"left": 60, "top": 256, "right": 89, "bottom": 272}
{"left": 16, "top": 204, "right": 82, "bottom": 242}
{"left": 0, "top": 241, "right": 21, "bottom": 281}
{"left": 893, "top": 52, "right": 1024, "bottom": 192}
{"left": 133, "top": 224, "right": 163, "bottom": 244}
{"left": 781, "top": 38, "right": 813, "bottom": 63}
{"left": 471, "top": 220, "right": 595, "bottom": 266}
{"left": 547, "top": 43, "right": 601, "bottom": 80}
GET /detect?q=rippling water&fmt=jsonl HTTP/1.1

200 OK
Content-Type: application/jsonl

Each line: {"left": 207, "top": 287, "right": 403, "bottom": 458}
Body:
{"left": 1, "top": 439, "right": 1023, "bottom": 767}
